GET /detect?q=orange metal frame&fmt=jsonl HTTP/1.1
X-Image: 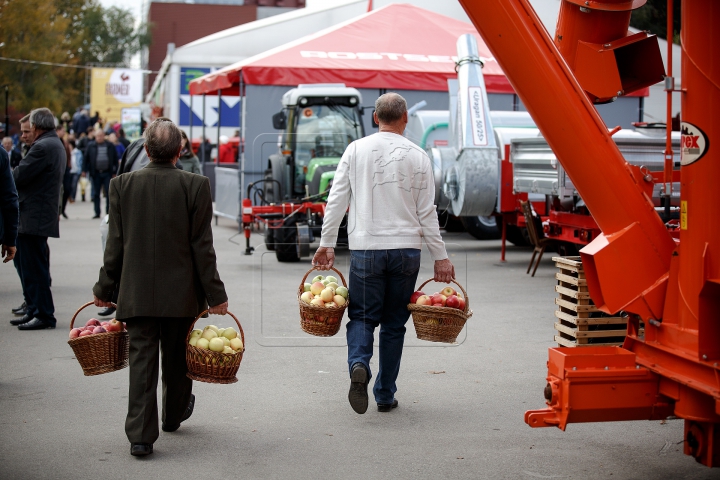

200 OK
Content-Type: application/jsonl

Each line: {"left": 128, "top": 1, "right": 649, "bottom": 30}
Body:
{"left": 459, "top": 0, "right": 720, "bottom": 467}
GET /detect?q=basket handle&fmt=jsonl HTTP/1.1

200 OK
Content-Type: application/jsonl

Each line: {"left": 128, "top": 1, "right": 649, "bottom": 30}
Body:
{"left": 299, "top": 266, "right": 348, "bottom": 292}
{"left": 186, "top": 309, "right": 245, "bottom": 349}
{"left": 69, "top": 301, "right": 118, "bottom": 330}
{"left": 414, "top": 278, "right": 469, "bottom": 313}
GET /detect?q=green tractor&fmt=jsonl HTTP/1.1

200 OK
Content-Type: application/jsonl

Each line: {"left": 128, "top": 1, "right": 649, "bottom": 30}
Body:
{"left": 263, "top": 84, "right": 365, "bottom": 262}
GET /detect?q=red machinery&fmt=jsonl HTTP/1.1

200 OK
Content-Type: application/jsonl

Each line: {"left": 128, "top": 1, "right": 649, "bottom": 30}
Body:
{"left": 459, "top": 0, "right": 720, "bottom": 467}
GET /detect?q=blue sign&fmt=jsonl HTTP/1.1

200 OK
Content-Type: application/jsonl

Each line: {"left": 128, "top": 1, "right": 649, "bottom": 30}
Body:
{"left": 179, "top": 67, "right": 240, "bottom": 128}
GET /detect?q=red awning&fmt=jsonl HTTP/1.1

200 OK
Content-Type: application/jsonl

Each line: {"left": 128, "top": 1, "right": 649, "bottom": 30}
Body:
{"left": 189, "top": 4, "right": 513, "bottom": 96}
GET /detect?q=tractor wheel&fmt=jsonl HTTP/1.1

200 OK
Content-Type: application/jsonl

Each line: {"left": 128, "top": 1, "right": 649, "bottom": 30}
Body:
{"left": 276, "top": 217, "right": 300, "bottom": 262}
{"left": 265, "top": 227, "right": 275, "bottom": 251}
{"left": 461, "top": 215, "right": 501, "bottom": 240}
{"left": 505, "top": 225, "right": 531, "bottom": 246}
{"left": 263, "top": 155, "right": 285, "bottom": 204}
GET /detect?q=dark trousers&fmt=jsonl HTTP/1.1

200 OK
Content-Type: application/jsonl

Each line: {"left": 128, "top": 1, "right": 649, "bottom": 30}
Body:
{"left": 16, "top": 234, "right": 55, "bottom": 326}
{"left": 125, "top": 316, "right": 194, "bottom": 444}
{"left": 61, "top": 169, "right": 73, "bottom": 214}
{"left": 12, "top": 249, "right": 33, "bottom": 313}
{"left": 91, "top": 171, "right": 112, "bottom": 216}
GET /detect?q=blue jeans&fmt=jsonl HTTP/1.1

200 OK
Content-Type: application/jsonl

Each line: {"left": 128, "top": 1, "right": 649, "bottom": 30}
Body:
{"left": 91, "top": 171, "right": 112, "bottom": 216}
{"left": 346, "top": 249, "right": 421, "bottom": 404}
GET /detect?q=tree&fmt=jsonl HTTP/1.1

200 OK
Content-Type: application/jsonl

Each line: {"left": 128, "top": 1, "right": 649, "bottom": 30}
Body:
{"left": 631, "top": 0, "right": 682, "bottom": 44}
{"left": 0, "top": 0, "right": 151, "bottom": 125}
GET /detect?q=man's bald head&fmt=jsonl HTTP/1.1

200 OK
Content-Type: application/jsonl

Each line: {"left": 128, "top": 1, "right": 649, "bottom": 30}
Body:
{"left": 2, "top": 137, "right": 12, "bottom": 152}
{"left": 374, "top": 93, "right": 408, "bottom": 124}
{"left": 144, "top": 119, "right": 182, "bottom": 163}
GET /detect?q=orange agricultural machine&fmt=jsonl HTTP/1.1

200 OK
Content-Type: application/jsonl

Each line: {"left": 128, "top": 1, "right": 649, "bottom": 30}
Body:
{"left": 458, "top": 0, "right": 720, "bottom": 467}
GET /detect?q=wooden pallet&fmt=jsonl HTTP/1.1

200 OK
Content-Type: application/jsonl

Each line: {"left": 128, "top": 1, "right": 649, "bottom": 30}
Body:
{"left": 552, "top": 256, "right": 632, "bottom": 347}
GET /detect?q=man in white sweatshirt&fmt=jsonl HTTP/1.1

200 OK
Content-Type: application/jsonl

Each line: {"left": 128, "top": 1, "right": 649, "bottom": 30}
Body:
{"left": 312, "top": 93, "right": 454, "bottom": 414}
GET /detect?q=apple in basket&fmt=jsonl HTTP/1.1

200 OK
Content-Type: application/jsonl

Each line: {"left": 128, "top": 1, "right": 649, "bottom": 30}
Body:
{"left": 304, "top": 283, "right": 312, "bottom": 292}
{"left": 310, "top": 298, "right": 324, "bottom": 308}
{"left": 301, "top": 292, "right": 314, "bottom": 304}
{"left": 208, "top": 338, "right": 225, "bottom": 352}
{"left": 409, "top": 291, "right": 425, "bottom": 304}
{"left": 445, "top": 295, "right": 462, "bottom": 310}
{"left": 69, "top": 328, "right": 82, "bottom": 339}
{"left": 85, "top": 318, "right": 101, "bottom": 327}
{"left": 415, "top": 295, "right": 431, "bottom": 306}
{"left": 441, "top": 286, "right": 456, "bottom": 297}
{"left": 105, "top": 319, "right": 124, "bottom": 332}
{"left": 311, "top": 282, "right": 325, "bottom": 296}
{"left": 79, "top": 329, "right": 93, "bottom": 337}
{"left": 92, "top": 326, "right": 107, "bottom": 334}
{"left": 335, "top": 286, "right": 349, "bottom": 300}
{"left": 325, "top": 301, "right": 337, "bottom": 308}
{"left": 320, "top": 287, "right": 335, "bottom": 303}
{"left": 333, "top": 295, "right": 346, "bottom": 307}
{"left": 222, "top": 327, "right": 238, "bottom": 340}
{"left": 431, "top": 293, "right": 447, "bottom": 307}
{"left": 229, "top": 337, "right": 243, "bottom": 352}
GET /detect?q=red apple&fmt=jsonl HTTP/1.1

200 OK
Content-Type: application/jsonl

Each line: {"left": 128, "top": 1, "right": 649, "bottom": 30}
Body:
{"left": 432, "top": 303, "right": 444, "bottom": 307}
{"left": 92, "top": 326, "right": 107, "bottom": 334}
{"left": 441, "top": 286, "right": 456, "bottom": 297}
{"left": 79, "top": 330, "right": 93, "bottom": 337}
{"left": 445, "top": 295, "right": 461, "bottom": 310}
{"left": 409, "top": 291, "right": 425, "bottom": 304}
{"left": 457, "top": 297, "right": 466, "bottom": 311}
{"left": 106, "top": 319, "right": 124, "bottom": 332}
{"left": 415, "top": 295, "right": 432, "bottom": 306}
{"left": 430, "top": 293, "right": 447, "bottom": 306}
{"left": 69, "top": 328, "right": 82, "bottom": 339}
{"left": 101, "top": 321, "right": 109, "bottom": 326}
{"left": 85, "top": 318, "right": 101, "bottom": 327}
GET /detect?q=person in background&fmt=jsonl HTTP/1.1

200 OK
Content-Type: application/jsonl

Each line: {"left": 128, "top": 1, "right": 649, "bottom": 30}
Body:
{"left": 198, "top": 137, "right": 213, "bottom": 163}
{"left": 0, "top": 147, "right": 18, "bottom": 266}
{"left": 218, "top": 135, "right": 235, "bottom": 163}
{"left": 73, "top": 109, "right": 91, "bottom": 137}
{"left": 108, "top": 132, "right": 126, "bottom": 159}
{"left": 10, "top": 114, "right": 36, "bottom": 318}
{"left": 312, "top": 93, "right": 454, "bottom": 414}
{"left": 83, "top": 129, "right": 118, "bottom": 219}
{"left": 178, "top": 131, "right": 202, "bottom": 174}
{"left": 11, "top": 108, "right": 65, "bottom": 330}
{"left": 117, "top": 128, "right": 130, "bottom": 148}
{"left": 58, "top": 125, "right": 73, "bottom": 220}
{"left": 3, "top": 137, "right": 22, "bottom": 169}
{"left": 68, "top": 139, "right": 83, "bottom": 203}
{"left": 92, "top": 119, "right": 228, "bottom": 457}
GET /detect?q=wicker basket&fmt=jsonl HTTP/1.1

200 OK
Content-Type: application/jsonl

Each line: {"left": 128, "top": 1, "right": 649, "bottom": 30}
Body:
{"left": 186, "top": 310, "right": 245, "bottom": 384}
{"left": 408, "top": 279, "right": 472, "bottom": 344}
{"left": 298, "top": 266, "right": 348, "bottom": 337}
{"left": 67, "top": 301, "right": 129, "bottom": 376}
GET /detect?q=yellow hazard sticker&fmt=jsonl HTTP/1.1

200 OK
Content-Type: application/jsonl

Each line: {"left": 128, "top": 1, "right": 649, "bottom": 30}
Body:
{"left": 681, "top": 201, "right": 688, "bottom": 230}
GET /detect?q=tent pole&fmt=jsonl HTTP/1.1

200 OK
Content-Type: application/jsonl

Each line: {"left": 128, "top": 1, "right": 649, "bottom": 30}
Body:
{"left": 189, "top": 94, "right": 193, "bottom": 146}
{"left": 217, "top": 89, "right": 222, "bottom": 164}
{"left": 239, "top": 74, "right": 245, "bottom": 201}
{"left": 202, "top": 94, "right": 206, "bottom": 164}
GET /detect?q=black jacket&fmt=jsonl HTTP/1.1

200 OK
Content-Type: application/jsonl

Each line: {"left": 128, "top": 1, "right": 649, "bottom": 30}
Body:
{"left": 7, "top": 149, "right": 22, "bottom": 169}
{"left": 83, "top": 141, "right": 118, "bottom": 176}
{"left": 12, "top": 130, "right": 65, "bottom": 238}
{"left": 0, "top": 148, "right": 19, "bottom": 247}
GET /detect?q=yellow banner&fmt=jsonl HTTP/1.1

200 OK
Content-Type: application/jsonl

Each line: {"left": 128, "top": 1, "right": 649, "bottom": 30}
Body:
{"left": 90, "top": 68, "right": 143, "bottom": 125}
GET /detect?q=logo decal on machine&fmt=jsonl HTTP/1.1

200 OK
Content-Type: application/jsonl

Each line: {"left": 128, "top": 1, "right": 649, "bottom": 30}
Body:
{"left": 680, "top": 122, "right": 709, "bottom": 166}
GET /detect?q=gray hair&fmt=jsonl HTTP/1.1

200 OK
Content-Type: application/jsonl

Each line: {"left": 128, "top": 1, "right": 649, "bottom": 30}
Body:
{"left": 2, "top": 137, "right": 12, "bottom": 145}
{"left": 29, "top": 108, "right": 57, "bottom": 131}
{"left": 374, "top": 93, "right": 407, "bottom": 123}
{"left": 144, "top": 118, "right": 182, "bottom": 163}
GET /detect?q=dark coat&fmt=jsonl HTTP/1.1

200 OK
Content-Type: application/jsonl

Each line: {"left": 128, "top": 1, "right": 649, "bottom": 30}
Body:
{"left": 83, "top": 140, "right": 118, "bottom": 176}
{"left": 0, "top": 148, "right": 19, "bottom": 247}
{"left": 93, "top": 162, "right": 227, "bottom": 319}
{"left": 8, "top": 149, "right": 22, "bottom": 169}
{"left": 12, "top": 130, "right": 65, "bottom": 238}
{"left": 118, "top": 137, "right": 148, "bottom": 174}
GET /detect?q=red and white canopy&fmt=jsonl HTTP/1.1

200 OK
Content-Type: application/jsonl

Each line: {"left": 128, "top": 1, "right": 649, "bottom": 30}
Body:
{"left": 189, "top": 3, "right": 514, "bottom": 96}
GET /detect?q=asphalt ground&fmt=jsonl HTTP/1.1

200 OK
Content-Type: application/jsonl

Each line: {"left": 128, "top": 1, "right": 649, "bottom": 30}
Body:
{"left": 0, "top": 199, "right": 717, "bottom": 480}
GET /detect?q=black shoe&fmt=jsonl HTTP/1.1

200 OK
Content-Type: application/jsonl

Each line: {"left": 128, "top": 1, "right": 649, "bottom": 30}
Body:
{"left": 378, "top": 399, "right": 399, "bottom": 412}
{"left": 92, "top": 215, "right": 100, "bottom": 219}
{"left": 130, "top": 443, "right": 153, "bottom": 457}
{"left": 98, "top": 307, "right": 116, "bottom": 317}
{"left": 18, "top": 318, "right": 55, "bottom": 330}
{"left": 12, "top": 302, "right": 27, "bottom": 315}
{"left": 10, "top": 314, "right": 33, "bottom": 326}
{"left": 61, "top": 212, "right": 68, "bottom": 219}
{"left": 162, "top": 393, "right": 195, "bottom": 432}
{"left": 348, "top": 363, "right": 369, "bottom": 414}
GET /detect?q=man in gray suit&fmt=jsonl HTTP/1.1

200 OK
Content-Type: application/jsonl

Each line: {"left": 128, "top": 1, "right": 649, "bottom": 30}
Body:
{"left": 11, "top": 108, "right": 65, "bottom": 330}
{"left": 92, "top": 119, "right": 228, "bottom": 458}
